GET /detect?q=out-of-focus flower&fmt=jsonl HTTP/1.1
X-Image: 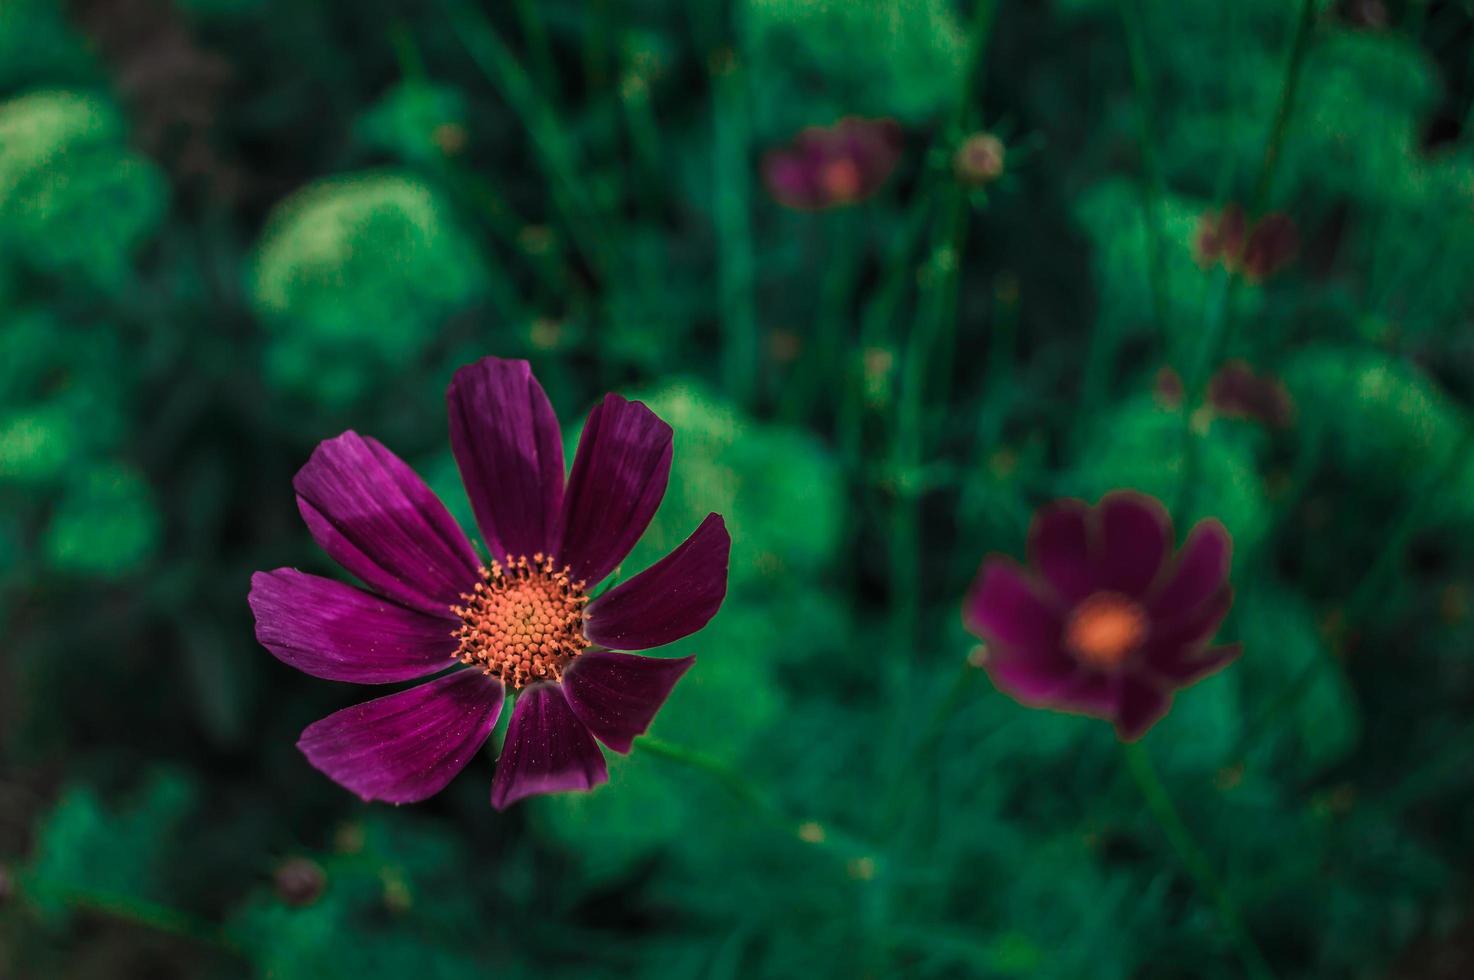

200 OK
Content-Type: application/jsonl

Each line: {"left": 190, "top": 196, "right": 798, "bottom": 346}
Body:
{"left": 1194, "top": 204, "right": 1249, "bottom": 269}
{"left": 1154, "top": 366, "right": 1185, "bottom": 409}
{"left": 954, "top": 132, "right": 1006, "bottom": 186}
{"left": 71, "top": 0, "right": 234, "bottom": 194}
{"left": 274, "top": 857, "right": 326, "bottom": 907}
{"left": 249, "top": 356, "right": 731, "bottom": 809}
{"left": 1194, "top": 204, "right": 1297, "bottom": 281}
{"left": 1207, "top": 360, "right": 1295, "bottom": 428}
{"left": 1240, "top": 213, "right": 1299, "bottom": 282}
{"left": 964, "top": 491, "right": 1238, "bottom": 740}
{"left": 1341, "top": 0, "right": 1388, "bottom": 29}
{"left": 762, "top": 117, "right": 903, "bottom": 211}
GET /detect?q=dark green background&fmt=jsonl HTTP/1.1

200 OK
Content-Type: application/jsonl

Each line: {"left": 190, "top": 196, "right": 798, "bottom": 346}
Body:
{"left": 3, "top": 0, "right": 1474, "bottom": 977}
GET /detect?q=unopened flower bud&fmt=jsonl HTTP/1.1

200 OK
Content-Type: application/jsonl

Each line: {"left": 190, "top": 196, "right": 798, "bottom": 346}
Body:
{"left": 954, "top": 132, "right": 1006, "bottom": 186}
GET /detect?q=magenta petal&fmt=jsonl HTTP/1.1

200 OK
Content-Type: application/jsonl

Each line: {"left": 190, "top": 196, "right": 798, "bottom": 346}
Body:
{"left": 584, "top": 514, "right": 730, "bottom": 651}
{"left": 250, "top": 569, "right": 457, "bottom": 683}
{"left": 1115, "top": 677, "right": 1171, "bottom": 741}
{"left": 1096, "top": 492, "right": 1172, "bottom": 596}
{"left": 985, "top": 647, "right": 1095, "bottom": 708}
{"left": 1028, "top": 500, "right": 1097, "bottom": 605}
{"left": 1149, "top": 518, "right": 1232, "bottom": 618}
{"left": 297, "top": 670, "right": 503, "bottom": 804}
{"left": 556, "top": 394, "right": 673, "bottom": 587}
{"left": 294, "top": 432, "right": 480, "bottom": 615}
{"left": 1145, "top": 587, "right": 1234, "bottom": 669}
{"left": 1151, "top": 643, "right": 1241, "bottom": 687}
{"left": 491, "top": 684, "right": 608, "bottom": 809}
{"left": 447, "top": 357, "right": 565, "bottom": 562}
{"left": 964, "top": 560, "right": 1064, "bottom": 654}
{"left": 562, "top": 651, "right": 695, "bottom": 753}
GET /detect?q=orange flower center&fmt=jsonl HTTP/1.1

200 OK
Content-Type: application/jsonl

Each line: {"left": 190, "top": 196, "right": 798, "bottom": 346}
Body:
{"left": 452, "top": 554, "right": 588, "bottom": 688}
{"left": 1064, "top": 592, "right": 1148, "bottom": 669}
{"left": 820, "top": 158, "right": 863, "bottom": 202}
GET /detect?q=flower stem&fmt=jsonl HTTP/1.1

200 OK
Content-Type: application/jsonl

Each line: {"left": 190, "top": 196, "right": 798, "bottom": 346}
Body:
{"left": 881, "top": 655, "right": 980, "bottom": 831}
{"left": 1122, "top": 742, "right": 1274, "bottom": 980}
{"left": 637, "top": 736, "right": 776, "bottom": 817}
{"left": 15, "top": 873, "right": 234, "bottom": 952}
{"left": 712, "top": 55, "right": 758, "bottom": 406}
{"left": 1173, "top": 0, "right": 1315, "bottom": 523}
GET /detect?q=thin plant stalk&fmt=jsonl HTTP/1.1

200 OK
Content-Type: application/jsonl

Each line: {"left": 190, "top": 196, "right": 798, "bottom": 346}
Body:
{"left": 712, "top": 56, "right": 759, "bottom": 406}
{"left": 1123, "top": 742, "right": 1275, "bottom": 980}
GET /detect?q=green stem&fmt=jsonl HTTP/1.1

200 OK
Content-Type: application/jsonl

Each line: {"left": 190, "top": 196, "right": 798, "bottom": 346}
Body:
{"left": 1122, "top": 743, "right": 1274, "bottom": 980}
{"left": 1346, "top": 421, "right": 1474, "bottom": 616}
{"left": 1173, "top": 0, "right": 1315, "bottom": 523}
{"left": 1250, "top": 0, "right": 1316, "bottom": 213}
{"left": 443, "top": 0, "right": 614, "bottom": 282}
{"left": 638, "top": 736, "right": 776, "bottom": 817}
{"left": 17, "top": 875, "right": 234, "bottom": 951}
{"left": 889, "top": 0, "right": 996, "bottom": 652}
{"left": 1109, "top": 0, "right": 1170, "bottom": 388}
{"left": 712, "top": 56, "right": 758, "bottom": 406}
{"left": 512, "top": 0, "right": 559, "bottom": 102}
{"left": 881, "top": 656, "right": 980, "bottom": 831}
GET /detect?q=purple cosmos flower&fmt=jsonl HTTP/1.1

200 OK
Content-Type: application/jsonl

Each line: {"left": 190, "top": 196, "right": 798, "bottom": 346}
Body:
{"left": 248, "top": 356, "right": 731, "bottom": 809}
{"left": 762, "top": 117, "right": 903, "bottom": 211}
{"left": 963, "top": 491, "right": 1239, "bottom": 740}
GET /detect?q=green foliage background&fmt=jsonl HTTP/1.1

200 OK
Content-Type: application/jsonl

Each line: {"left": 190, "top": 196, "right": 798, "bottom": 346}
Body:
{"left": 2, "top": 0, "right": 1474, "bottom": 977}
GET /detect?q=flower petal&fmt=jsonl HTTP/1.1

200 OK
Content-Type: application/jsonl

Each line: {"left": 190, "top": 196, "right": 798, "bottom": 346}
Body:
{"left": 294, "top": 432, "right": 480, "bottom": 615}
{"left": 250, "top": 569, "right": 457, "bottom": 683}
{"left": 447, "top": 356, "right": 565, "bottom": 562}
{"left": 1150, "top": 643, "right": 1241, "bottom": 687}
{"left": 297, "top": 670, "right": 503, "bottom": 804}
{"left": 1115, "top": 677, "right": 1171, "bottom": 741}
{"left": 964, "top": 559, "right": 1064, "bottom": 655}
{"left": 556, "top": 394, "right": 672, "bottom": 587}
{"left": 1149, "top": 518, "right": 1232, "bottom": 618}
{"left": 584, "top": 514, "right": 730, "bottom": 651}
{"left": 985, "top": 648, "right": 1110, "bottom": 715}
{"left": 1144, "top": 587, "right": 1234, "bottom": 675}
{"left": 491, "top": 683, "right": 608, "bottom": 809}
{"left": 1028, "top": 500, "right": 1098, "bottom": 605}
{"left": 561, "top": 651, "right": 695, "bottom": 753}
{"left": 1096, "top": 491, "right": 1172, "bottom": 596}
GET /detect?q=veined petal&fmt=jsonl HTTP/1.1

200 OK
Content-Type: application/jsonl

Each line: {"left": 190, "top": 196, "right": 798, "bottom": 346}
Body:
{"left": 584, "top": 514, "right": 730, "bottom": 651}
{"left": 491, "top": 684, "right": 607, "bottom": 810}
{"left": 250, "top": 569, "right": 457, "bottom": 683}
{"left": 447, "top": 357, "right": 565, "bottom": 562}
{"left": 556, "top": 394, "right": 672, "bottom": 588}
{"left": 562, "top": 651, "right": 695, "bottom": 753}
{"left": 294, "top": 432, "right": 480, "bottom": 615}
{"left": 297, "top": 670, "right": 504, "bottom": 804}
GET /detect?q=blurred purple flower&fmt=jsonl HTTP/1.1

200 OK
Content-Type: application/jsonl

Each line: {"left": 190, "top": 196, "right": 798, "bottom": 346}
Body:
{"left": 249, "top": 356, "right": 730, "bottom": 810}
{"left": 1153, "top": 365, "right": 1185, "bottom": 409}
{"left": 964, "top": 492, "right": 1238, "bottom": 740}
{"left": 1208, "top": 360, "right": 1295, "bottom": 428}
{"left": 1239, "top": 213, "right": 1299, "bottom": 282}
{"left": 1194, "top": 204, "right": 1297, "bottom": 281}
{"left": 1194, "top": 204, "right": 1248, "bottom": 270}
{"left": 762, "top": 117, "right": 903, "bottom": 211}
